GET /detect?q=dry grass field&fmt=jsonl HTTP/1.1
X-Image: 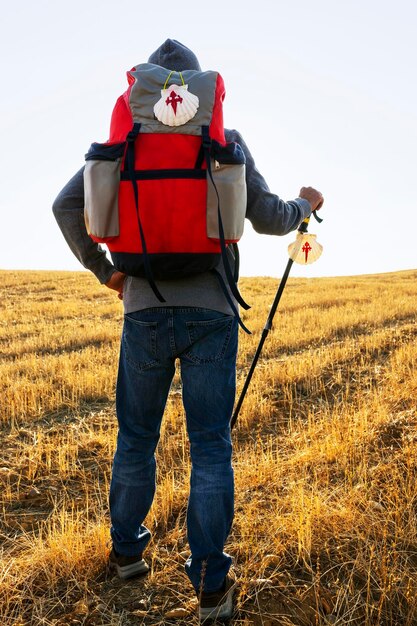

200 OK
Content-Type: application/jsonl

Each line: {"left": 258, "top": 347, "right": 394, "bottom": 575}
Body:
{"left": 1, "top": 268, "right": 416, "bottom": 625}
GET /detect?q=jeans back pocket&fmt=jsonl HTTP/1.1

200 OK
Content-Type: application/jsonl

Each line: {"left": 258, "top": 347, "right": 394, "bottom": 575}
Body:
{"left": 123, "top": 315, "right": 159, "bottom": 372}
{"left": 185, "top": 315, "right": 234, "bottom": 364}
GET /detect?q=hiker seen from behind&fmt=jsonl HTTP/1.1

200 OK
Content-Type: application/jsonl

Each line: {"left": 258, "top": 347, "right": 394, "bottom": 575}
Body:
{"left": 53, "top": 38, "right": 324, "bottom": 623}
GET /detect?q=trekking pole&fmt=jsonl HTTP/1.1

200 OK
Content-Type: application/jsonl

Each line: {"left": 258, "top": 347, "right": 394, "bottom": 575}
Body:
{"left": 230, "top": 210, "right": 323, "bottom": 430}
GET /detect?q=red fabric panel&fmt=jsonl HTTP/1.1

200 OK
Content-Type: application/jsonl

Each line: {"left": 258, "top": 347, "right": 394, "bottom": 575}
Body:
{"left": 209, "top": 74, "right": 226, "bottom": 145}
{"left": 131, "top": 134, "right": 203, "bottom": 170}
{"left": 109, "top": 177, "right": 220, "bottom": 254}
{"left": 108, "top": 90, "right": 133, "bottom": 143}
{"left": 126, "top": 69, "right": 136, "bottom": 86}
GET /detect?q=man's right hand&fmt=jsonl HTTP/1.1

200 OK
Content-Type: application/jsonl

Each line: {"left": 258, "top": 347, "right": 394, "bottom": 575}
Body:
{"left": 299, "top": 187, "right": 324, "bottom": 212}
{"left": 105, "top": 270, "right": 126, "bottom": 300}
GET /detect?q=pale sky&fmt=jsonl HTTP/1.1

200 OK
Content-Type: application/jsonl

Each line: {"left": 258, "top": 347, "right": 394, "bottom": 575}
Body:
{"left": 1, "top": 0, "right": 416, "bottom": 278}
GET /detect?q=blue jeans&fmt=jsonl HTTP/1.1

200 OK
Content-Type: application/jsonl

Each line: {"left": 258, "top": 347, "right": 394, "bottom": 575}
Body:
{"left": 109, "top": 307, "right": 238, "bottom": 593}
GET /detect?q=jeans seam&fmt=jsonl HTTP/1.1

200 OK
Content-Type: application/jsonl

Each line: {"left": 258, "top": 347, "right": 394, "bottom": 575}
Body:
{"left": 125, "top": 307, "right": 233, "bottom": 316}
{"left": 124, "top": 315, "right": 159, "bottom": 327}
{"left": 124, "top": 350, "right": 159, "bottom": 372}
{"left": 168, "top": 315, "right": 177, "bottom": 356}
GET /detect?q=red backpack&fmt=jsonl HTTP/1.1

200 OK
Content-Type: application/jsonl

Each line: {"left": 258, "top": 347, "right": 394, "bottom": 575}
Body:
{"left": 84, "top": 63, "right": 249, "bottom": 323}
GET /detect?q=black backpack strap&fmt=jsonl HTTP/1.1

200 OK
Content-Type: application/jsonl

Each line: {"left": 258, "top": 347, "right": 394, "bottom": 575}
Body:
{"left": 194, "top": 143, "right": 205, "bottom": 169}
{"left": 125, "top": 123, "right": 166, "bottom": 303}
{"left": 202, "top": 126, "right": 250, "bottom": 311}
{"left": 232, "top": 243, "right": 240, "bottom": 283}
{"left": 211, "top": 270, "right": 251, "bottom": 334}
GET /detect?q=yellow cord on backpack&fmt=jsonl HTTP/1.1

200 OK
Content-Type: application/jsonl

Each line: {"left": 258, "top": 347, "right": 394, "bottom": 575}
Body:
{"left": 163, "top": 71, "right": 185, "bottom": 90}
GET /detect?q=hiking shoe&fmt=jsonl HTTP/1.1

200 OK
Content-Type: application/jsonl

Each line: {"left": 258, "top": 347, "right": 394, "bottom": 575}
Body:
{"left": 199, "top": 573, "right": 237, "bottom": 623}
{"left": 108, "top": 548, "right": 149, "bottom": 580}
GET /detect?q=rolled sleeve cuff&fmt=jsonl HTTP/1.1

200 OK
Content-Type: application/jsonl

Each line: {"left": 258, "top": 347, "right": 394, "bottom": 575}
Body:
{"left": 294, "top": 197, "right": 312, "bottom": 218}
{"left": 94, "top": 263, "right": 117, "bottom": 285}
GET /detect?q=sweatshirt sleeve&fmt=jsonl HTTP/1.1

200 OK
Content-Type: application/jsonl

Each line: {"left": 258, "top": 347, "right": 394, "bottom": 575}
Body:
{"left": 52, "top": 167, "right": 116, "bottom": 284}
{"left": 224, "top": 129, "right": 311, "bottom": 235}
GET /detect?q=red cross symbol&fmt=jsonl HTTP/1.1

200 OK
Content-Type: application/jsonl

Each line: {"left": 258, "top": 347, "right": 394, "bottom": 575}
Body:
{"left": 302, "top": 241, "right": 312, "bottom": 263}
{"left": 165, "top": 90, "right": 183, "bottom": 114}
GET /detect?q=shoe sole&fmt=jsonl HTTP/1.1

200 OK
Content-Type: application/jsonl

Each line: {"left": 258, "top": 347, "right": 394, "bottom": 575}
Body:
{"left": 199, "top": 580, "right": 236, "bottom": 622}
{"left": 109, "top": 558, "right": 149, "bottom": 580}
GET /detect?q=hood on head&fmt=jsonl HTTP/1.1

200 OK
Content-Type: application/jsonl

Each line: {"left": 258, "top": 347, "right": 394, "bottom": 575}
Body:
{"left": 148, "top": 39, "right": 201, "bottom": 71}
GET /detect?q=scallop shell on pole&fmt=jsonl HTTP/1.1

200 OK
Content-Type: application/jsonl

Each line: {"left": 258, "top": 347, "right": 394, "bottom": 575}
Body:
{"left": 154, "top": 85, "right": 199, "bottom": 127}
{"left": 288, "top": 233, "right": 323, "bottom": 265}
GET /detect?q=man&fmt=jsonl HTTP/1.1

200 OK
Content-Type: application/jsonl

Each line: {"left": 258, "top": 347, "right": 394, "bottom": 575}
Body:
{"left": 53, "top": 39, "right": 323, "bottom": 623}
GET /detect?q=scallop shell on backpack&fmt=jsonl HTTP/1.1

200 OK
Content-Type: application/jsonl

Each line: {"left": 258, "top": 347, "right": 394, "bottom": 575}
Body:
{"left": 288, "top": 233, "right": 323, "bottom": 265}
{"left": 154, "top": 84, "right": 199, "bottom": 127}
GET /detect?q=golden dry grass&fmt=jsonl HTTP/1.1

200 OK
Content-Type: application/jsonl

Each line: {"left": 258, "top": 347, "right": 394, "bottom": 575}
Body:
{"left": 0, "top": 268, "right": 416, "bottom": 625}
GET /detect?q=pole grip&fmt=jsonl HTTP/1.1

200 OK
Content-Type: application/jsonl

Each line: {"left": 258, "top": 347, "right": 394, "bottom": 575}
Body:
{"left": 298, "top": 210, "right": 323, "bottom": 234}
{"left": 298, "top": 216, "right": 310, "bottom": 233}
{"left": 312, "top": 209, "right": 323, "bottom": 223}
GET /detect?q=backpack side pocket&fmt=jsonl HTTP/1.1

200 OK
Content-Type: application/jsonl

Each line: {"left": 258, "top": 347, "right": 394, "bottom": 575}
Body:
{"left": 206, "top": 142, "right": 247, "bottom": 242}
{"left": 84, "top": 142, "right": 125, "bottom": 241}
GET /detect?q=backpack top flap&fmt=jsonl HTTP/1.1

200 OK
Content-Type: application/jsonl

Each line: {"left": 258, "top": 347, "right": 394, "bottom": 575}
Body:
{"left": 126, "top": 63, "right": 225, "bottom": 140}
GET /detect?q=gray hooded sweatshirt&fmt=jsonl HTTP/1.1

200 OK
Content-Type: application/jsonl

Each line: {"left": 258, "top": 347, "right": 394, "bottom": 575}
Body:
{"left": 52, "top": 40, "right": 311, "bottom": 315}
